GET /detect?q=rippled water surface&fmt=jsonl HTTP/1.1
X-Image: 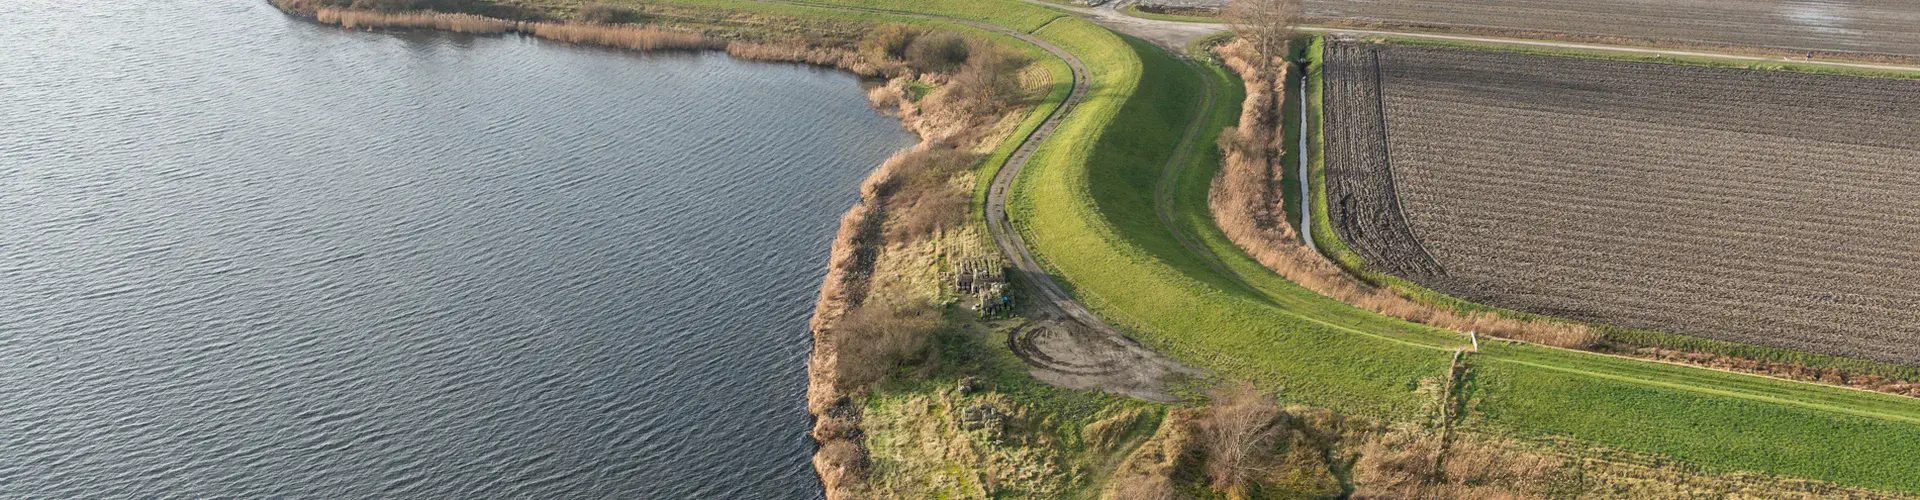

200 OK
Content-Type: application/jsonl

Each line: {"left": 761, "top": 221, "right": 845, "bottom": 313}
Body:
{"left": 0, "top": 1, "right": 915, "bottom": 497}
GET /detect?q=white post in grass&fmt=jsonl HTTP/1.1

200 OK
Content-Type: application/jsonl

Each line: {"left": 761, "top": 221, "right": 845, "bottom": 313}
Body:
{"left": 1470, "top": 331, "right": 1479, "bottom": 351}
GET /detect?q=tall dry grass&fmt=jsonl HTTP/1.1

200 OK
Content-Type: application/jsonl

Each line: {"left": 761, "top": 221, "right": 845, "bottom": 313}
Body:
{"left": 313, "top": 8, "right": 514, "bottom": 33}
{"left": 1353, "top": 426, "right": 1572, "bottom": 498}
{"left": 528, "top": 23, "right": 721, "bottom": 51}
{"left": 1209, "top": 40, "right": 1598, "bottom": 350}
{"left": 727, "top": 42, "right": 908, "bottom": 78}
{"left": 1104, "top": 410, "right": 1198, "bottom": 500}
{"left": 287, "top": 3, "right": 719, "bottom": 52}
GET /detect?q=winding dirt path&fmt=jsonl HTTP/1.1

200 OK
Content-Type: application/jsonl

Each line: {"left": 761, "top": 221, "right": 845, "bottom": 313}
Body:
{"left": 780, "top": 0, "right": 1198, "bottom": 402}
{"left": 926, "top": 12, "right": 1202, "bottom": 402}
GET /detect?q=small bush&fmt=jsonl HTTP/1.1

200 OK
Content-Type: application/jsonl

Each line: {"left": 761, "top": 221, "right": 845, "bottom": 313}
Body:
{"left": 877, "top": 145, "right": 978, "bottom": 242}
{"left": 576, "top": 3, "right": 643, "bottom": 24}
{"left": 1197, "top": 382, "right": 1282, "bottom": 495}
{"left": 905, "top": 32, "right": 970, "bottom": 73}
{"left": 860, "top": 24, "right": 921, "bottom": 61}
{"left": 829, "top": 298, "right": 941, "bottom": 388}
{"left": 938, "top": 41, "right": 1031, "bottom": 115}
{"left": 891, "top": 184, "right": 968, "bottom": 242}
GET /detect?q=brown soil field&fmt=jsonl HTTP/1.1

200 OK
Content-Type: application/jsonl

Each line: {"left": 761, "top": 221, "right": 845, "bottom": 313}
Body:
{"left": 1304, "top": 0, "right": 1920, "bottom": 59}
{"left": 1322, "top": 41, "right": 1920, "bottom": 366}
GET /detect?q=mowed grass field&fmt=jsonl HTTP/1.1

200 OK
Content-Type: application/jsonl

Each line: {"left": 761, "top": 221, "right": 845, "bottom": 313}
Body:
{"left": 1322, "top": 41, "right": 1920, "bottom": 367}
{"left": 605, "top": 0, "right": 1920, "bottom": 491}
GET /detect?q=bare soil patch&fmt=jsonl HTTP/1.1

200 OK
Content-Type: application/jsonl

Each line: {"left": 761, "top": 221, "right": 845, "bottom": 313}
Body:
{"left": 1323, "top": 41, "right": 1920, "bottom": 366}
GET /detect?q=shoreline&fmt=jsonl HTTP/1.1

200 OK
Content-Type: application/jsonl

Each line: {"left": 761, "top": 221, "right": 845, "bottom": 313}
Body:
{"left": 264, "top": 0, "right": 1920, "bottom": 495}
{"left": 267, "top": 4, "right": 952, "bottom": 496}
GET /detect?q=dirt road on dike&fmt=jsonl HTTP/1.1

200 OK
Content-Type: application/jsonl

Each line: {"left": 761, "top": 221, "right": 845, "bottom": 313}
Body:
{"left": 970, "top": 17, "right": 1201, "bottom": 403}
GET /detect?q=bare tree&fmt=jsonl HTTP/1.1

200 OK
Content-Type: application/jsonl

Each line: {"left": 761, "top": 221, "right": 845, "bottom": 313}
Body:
{"left": 1227, "top": 0, "right": 1302, "bottom": 72}
{"left": 1198, "top": 381, "right": 1283, "bottom": 494}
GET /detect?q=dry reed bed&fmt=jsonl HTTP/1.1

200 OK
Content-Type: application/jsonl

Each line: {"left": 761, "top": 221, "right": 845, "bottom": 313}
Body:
{"left": 1209, "top": 40, "right": 1598, "bottom": 350}
{"left": 283, "top": 3, "right": 723, "bottom": 51}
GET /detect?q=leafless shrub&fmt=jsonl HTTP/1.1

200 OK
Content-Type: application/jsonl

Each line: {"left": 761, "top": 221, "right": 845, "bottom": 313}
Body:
{"left": 875, "top": 145, "right": 978, "bottom": 242}
{"left": 891, "top": 187, "right": 968, "bottom": 243}
{"left": 1197, "top": 382, "right": 1284, "bottom": 495}
{"left": 828, "top": 298, "right": 942, "bottom": 388}
{"left": 905, "top": 32, "right": 971, "bottom": 73}
{"left": 860, "top": 24, "right": 922, "bottom": 62}
{"left": 1227, "top": 0, "right": 1301, "bottom": 74}
{"left": 936, "top": 41, "right": 1032, "bottom": 116}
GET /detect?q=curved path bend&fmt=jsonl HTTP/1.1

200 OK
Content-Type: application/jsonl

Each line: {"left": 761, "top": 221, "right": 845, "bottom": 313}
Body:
{"left": 978, "top": 25, "right": 1105, "bottom": 333}
{"left": 793, "top": 2, "right": 1201, "bottom": 400}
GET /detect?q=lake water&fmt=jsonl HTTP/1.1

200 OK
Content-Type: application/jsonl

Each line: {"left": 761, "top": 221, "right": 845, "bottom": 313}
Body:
{"left": 0, "top": 1, "right": 915, "bottom": 497}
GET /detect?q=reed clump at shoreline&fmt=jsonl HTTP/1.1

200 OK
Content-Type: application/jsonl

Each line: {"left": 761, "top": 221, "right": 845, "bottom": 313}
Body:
{"left": 280, "top": 1, "right": 725, "bottom": 51}
{"left": 312, "top": 8, "right": 514, "bottom": 33}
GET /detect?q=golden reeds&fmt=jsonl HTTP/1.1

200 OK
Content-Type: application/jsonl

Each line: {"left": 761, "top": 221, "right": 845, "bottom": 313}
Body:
{"left": 528, "top": 22, "right": 721, "bottom": 51}
{"left": 314, "top": 8, "right": 514, "bottom": 33}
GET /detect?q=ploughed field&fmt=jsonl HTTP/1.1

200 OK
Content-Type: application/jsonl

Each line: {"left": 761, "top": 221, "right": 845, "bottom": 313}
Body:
{"left": 1304, "top": 0, "right": 1920, "bottom": 58}
{"left": 1322, "top": 41, "right": 1920, "bottom": 365}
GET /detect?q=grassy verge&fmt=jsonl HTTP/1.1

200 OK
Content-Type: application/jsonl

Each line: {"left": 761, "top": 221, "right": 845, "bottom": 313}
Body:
{"left": 1469, "top": 343, "right": 1920, "bottom": 490}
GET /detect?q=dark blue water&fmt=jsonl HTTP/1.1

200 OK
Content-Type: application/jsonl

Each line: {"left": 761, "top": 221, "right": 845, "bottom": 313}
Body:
{"left": 0, "top": 1, "right": 915, "bottom": 497}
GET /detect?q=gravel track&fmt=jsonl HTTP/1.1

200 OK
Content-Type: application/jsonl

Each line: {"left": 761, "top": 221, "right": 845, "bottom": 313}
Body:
{"left": 1324, "top": 41, "right": 1920, "bottom": 365}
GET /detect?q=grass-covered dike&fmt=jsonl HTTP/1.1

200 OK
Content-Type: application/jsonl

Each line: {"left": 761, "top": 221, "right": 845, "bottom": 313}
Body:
{"left": 278, "top": 0, "right": 1920, "bottom": 496}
